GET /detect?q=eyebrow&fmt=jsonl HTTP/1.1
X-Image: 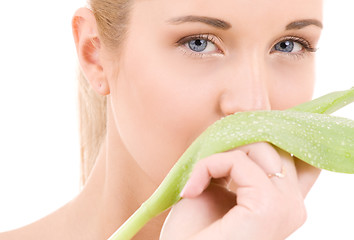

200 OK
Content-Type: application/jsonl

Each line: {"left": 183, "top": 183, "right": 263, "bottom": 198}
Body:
{"left": 167, "top": 15, "right": 232, "bottom": 30}
{"left": 167, "top": 16, "right": 322, "bottom": 31}
{"left": 286, "top": 19, "right": 323, "bottom": 30}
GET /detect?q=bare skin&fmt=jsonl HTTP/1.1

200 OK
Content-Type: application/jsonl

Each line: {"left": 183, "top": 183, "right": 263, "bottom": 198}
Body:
{"left": 0, "top": 0, "right": 323, "bottom": 239}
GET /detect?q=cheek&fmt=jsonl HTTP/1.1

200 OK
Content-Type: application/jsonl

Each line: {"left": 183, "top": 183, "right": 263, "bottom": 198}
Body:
{"left": 269, "top": 57, "right": 316, "bottom": 110}
{"left": 110, "top": 44, "right": 217, "bottom": 183}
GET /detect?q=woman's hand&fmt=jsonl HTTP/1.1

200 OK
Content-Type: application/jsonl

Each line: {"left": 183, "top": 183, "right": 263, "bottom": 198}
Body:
{"left": 160, "top": 142, "right": 321, "bottom": 240}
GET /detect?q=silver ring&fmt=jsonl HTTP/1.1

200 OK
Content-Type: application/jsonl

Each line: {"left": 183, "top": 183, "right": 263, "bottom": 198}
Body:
{"left": 268, "top": 166, "right": 286, "bottom": 179}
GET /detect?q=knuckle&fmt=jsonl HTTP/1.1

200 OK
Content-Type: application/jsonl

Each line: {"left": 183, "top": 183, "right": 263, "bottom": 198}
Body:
{"left": 256, "top": 141, "right": 274, "bottom": 149}
{"left": 227, "top": 149, "right": 247, "bottom": 157}
{"left": 249, "top": 142, "right": 275, "bottom": 152}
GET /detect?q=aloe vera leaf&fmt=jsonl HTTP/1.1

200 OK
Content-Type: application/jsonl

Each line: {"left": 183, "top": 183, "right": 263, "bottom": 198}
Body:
{"left": 196, "top": 111, "right": 354, "bottom": 172}
{"left": 288, "top": 87, "right": 354, "bottom": 114}
{"left": 108, "top": 87, "right": 354, "bottom": 240}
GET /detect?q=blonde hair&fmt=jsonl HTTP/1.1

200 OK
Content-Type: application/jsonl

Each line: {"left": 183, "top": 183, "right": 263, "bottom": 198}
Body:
{"left": 79, "top": 0, "right": 132, "bottom": 185}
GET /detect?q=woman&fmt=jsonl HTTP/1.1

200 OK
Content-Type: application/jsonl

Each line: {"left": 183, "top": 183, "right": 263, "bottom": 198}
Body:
{"left": 0, "top": 0, "right": 323, "bottom": 239}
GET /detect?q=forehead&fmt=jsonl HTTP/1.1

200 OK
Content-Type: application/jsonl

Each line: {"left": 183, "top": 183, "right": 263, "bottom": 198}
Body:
{"left": 132, "top": 0, "right": 323, "bottom": 30}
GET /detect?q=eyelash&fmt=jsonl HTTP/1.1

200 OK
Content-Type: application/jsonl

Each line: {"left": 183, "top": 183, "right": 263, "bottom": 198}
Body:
{"left": 176, "top": 34, "right": 317, "bottom": 59}
{"left": 271, "top": 36, "right": 318, "bottom": 58}
{"left": 176, "top": 33, "right": 222, "bottom": 58}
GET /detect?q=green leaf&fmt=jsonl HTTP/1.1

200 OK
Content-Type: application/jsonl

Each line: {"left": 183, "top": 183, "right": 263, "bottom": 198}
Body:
{"left": 108, "top": 87, "right": 354, "bottom": 240}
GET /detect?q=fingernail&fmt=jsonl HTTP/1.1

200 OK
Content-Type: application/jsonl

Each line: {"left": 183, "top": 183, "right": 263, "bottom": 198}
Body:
{"left": 179, "top": 181, "right": 190, "bottom": 198}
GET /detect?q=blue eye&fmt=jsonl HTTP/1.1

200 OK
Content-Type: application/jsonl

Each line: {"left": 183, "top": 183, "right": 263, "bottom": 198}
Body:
{"left": 186, "top": 38, "right": 217, "bottom": 53}
{"left": 274, "top": 40, "right": 303, "bottom": 53}
{"left": 188, "top": 39, "right": 208, "bottom": 52}
{"left": 177, "top": 34, "right": 220, "bottom": 55}
{"left": 271, "top": 37, "right": 317, "bottom": 57}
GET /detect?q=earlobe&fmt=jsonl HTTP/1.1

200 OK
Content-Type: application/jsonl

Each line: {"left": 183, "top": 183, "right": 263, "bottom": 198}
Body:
{"left": 72, "top": 7, "right": 110, "bottom": 96}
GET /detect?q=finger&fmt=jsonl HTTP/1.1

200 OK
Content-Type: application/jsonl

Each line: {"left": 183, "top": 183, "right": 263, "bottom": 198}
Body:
{"left": 237, "top": 143, "right": 299, "bottom": 187}
{"left": 180, "top": 150, "right": 271, "bottom": 198}
{"left": 294, "top": 157, "right": 321, "bottom": 197}
{"left": 237, "top": 142, "right": 283, "bottom": 175}
{"left": 273, "top": 148, "right": 321, "bottom": 197}
{"left": 228, "top": 142, "right": 284, "bottom": 192}
{"left": 273, "top": 147, "right": 298, "bottom": 181}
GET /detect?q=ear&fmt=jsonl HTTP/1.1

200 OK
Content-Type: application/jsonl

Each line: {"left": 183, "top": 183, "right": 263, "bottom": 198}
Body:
{"left": 72, "top": 7, "right": 110, "bottom": 96}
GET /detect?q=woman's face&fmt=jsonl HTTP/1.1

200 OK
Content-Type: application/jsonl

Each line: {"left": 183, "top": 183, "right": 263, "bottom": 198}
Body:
{"left": 103, "top": 0, "right": 323, "bottom": 184}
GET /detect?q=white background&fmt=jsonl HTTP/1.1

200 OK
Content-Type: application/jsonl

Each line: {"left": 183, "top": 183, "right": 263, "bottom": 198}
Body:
{"left": 0, "top": 0, "right": 353, "bottom": 239}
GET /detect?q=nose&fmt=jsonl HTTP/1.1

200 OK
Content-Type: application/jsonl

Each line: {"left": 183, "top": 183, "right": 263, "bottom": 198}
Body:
{"left": 219, "top": 53, "right": 271, "bottom": 116}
